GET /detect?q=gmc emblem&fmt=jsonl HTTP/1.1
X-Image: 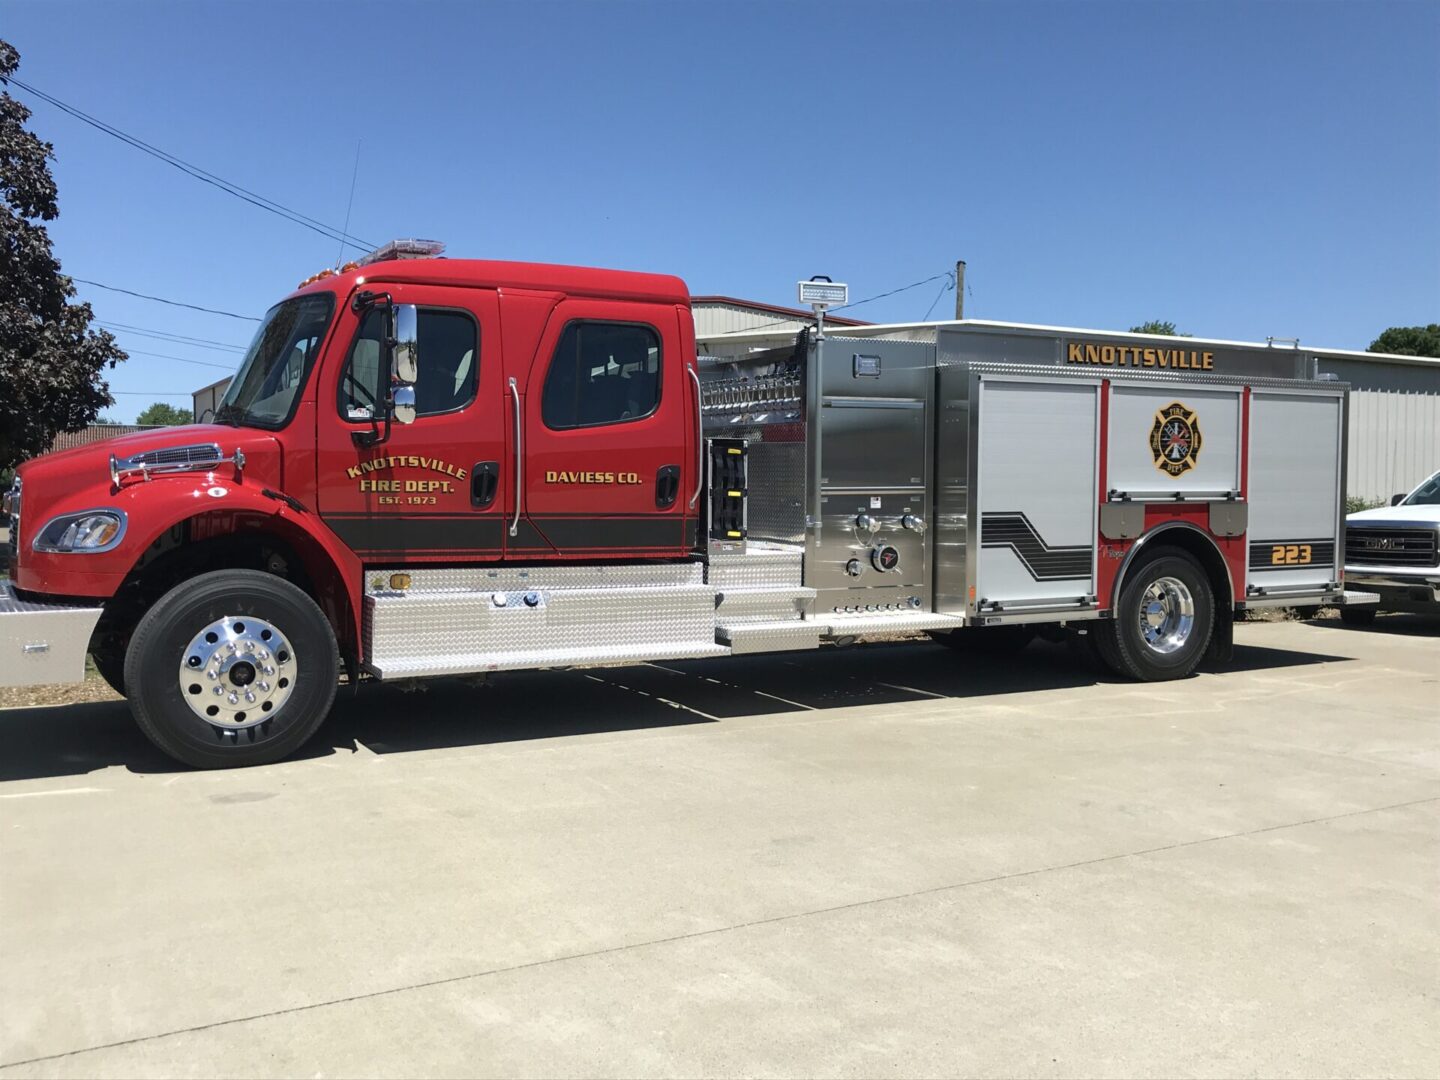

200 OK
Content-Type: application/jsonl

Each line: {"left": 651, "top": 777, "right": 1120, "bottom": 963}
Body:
{"left": 1363, "top": 537, "right": 1395, "bottom": 550}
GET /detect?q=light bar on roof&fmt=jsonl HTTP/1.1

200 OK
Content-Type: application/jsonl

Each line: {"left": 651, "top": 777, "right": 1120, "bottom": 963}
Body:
{"left": 358, "top": 239, "right": 446, "bottom": 266}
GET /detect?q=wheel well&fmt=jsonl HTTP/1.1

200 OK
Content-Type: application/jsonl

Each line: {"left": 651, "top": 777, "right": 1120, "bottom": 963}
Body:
{"left": 1116, "top": 525, "right": 1234, "bottom": 661}
{"left": 92, "top": 513, "right": 356, "bottom": 663}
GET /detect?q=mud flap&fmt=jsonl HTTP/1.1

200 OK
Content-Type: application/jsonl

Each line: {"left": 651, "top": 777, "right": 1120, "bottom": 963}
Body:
{"left": 1206, "top": 606, "right": 1235, "bottom": 665}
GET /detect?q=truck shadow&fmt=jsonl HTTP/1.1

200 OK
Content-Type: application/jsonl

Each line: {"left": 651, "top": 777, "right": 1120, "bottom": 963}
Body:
{"left": 0, "top": 636, "right": 1357, "bottom": 782}
{"left": 1304, "top": 613, "right": 1440, "bottom": 637}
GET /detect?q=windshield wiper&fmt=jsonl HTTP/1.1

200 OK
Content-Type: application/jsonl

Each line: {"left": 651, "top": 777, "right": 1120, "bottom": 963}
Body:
{"left": 212, "top": 403, "right": 244, "bottom": 426}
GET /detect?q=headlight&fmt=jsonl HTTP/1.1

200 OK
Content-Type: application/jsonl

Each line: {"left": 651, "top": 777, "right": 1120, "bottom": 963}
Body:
{"left": 33, "top": 510, "right": 127, "bottom": 553}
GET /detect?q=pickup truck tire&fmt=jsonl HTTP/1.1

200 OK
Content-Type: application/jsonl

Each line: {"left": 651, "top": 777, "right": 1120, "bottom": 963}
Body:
{"left": 928, "top": 626, "right": 1036, "bottom": 653}
{"left": 1339, "top": 606, "right": 1377, "bottom": 627}
{"left": 1093, "top": 548, "right": 1214, "bottom": 681}
{"left": 123, "top": 569, "right": 339, "bottom": 769}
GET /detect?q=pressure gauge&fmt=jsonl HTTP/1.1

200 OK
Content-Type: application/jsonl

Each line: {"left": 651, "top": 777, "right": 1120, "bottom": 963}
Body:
{"left": 871, "top": 545, "right": 900, "bottom": 573}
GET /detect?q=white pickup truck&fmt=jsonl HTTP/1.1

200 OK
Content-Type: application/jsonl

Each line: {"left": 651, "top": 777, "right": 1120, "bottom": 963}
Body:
{"left": 1342, "top": 469, "right": 1440, "bottom": 624}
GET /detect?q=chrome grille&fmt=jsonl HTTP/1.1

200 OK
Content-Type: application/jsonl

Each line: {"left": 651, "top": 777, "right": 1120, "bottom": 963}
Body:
{"left": 1345, "top": 527, "right": 1439, "bottom": 567}
{"left": 122, "top": 443, "right": 222, "bottom": 468}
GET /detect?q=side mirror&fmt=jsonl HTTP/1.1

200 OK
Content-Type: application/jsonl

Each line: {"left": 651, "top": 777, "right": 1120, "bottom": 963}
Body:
{"left": 392, "top": 304, "right": 419, "bottom": 386}
{"left": 392, "top": 385, "right": 417, "bottom": 425}
{"left": 1391, "top": 493, "right": 1406, "bottom": 506}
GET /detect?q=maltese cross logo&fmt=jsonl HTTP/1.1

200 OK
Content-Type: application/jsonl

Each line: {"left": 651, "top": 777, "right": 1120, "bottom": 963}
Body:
{"left": 1149, "top": 402, "right": 1203, "bottom": 477}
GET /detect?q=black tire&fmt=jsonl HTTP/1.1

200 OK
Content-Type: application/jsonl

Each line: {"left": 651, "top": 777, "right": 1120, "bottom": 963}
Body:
{"left": 929, "top": 626, "right": 1037, "bottom": 653}
{"left": 90, "top": 644, "right": 127, "bottom": 696}
{"left": 1339, "top": 606, "right": 1377, "bottom": 627}
{"left": 1094, "top": 548, "right": 1214, "bottom": 681}
{"left": 123, "top": 569, "right": 339, "bottom": 769}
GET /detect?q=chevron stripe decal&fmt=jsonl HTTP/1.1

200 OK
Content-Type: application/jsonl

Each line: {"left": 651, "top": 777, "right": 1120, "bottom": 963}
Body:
{"left": 981, "top": 512, "right": 1093, "bottom": 581}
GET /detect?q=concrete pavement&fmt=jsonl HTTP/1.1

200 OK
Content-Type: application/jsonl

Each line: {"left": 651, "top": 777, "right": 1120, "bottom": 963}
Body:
{"left": 0, "top": 616, "right": 1436, "bottom": 1077}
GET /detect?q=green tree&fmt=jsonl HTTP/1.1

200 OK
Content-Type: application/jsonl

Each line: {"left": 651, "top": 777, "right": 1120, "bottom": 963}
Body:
{"left": 136, "top": 402, "right": 192, "bottom": 426}
{"left": 1129, "top": 320, "right": 1188, "bottom": 336}
{"left": 0, "top": 40, "right": 126, "bottom": 472}
{"left": 1368, "top": 324, "right": 1440, "bottom": 358}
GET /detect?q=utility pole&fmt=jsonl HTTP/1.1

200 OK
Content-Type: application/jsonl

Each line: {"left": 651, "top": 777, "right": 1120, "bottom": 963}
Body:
{"left": 954, "top": 260, "right": 966, "bottom": 320}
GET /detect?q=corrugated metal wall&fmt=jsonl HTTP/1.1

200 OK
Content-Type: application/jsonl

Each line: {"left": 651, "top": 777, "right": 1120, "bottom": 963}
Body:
{"left": 1316, "top": 356, "right": 1440, "bottom": 501}
{"left": 1344, "top": 389, "right": 1440, "bottom": 501}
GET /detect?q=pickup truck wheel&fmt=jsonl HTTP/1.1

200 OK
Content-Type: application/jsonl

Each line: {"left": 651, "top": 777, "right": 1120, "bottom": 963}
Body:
{"left": 123, "top": 569, "right": 339, "bottom": 769}
{"left": 1094, "top": 548, "right": 1214, "bottom": 681}
{"left": 1339, "top": 606, "right": 1377, "bottom": 626}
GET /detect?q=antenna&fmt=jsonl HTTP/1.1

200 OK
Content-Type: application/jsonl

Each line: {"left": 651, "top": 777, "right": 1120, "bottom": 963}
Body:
{"left": 335, "top": 140, "right": 362, "bottom": 268}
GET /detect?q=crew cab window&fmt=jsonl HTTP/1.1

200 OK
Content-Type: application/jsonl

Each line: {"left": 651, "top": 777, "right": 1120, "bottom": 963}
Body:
{"left": 541, "top": 321, "right": 661, "bottom": 429}
{"left": 338, "top": 307, "right": 478, "bottom": 420}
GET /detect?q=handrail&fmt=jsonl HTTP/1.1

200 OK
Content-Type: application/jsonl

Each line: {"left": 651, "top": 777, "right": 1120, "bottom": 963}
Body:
{"left": 687, "top": 365, "right": 703, "bottom": 509}
{"left": 508, "top": 377, "right": 522, "bottom": 537}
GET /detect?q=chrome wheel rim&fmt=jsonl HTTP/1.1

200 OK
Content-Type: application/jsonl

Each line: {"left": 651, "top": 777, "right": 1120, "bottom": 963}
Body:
{"left": 1138, "top": 576, "right": 1194, "bottom": 655}
{"left": 177, "top": 615, "right": 296, "bottom": 730}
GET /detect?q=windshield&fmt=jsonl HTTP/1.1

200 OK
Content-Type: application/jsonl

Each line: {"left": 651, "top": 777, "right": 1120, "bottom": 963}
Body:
{"left": 1402, "top": 471, "right": 1440, "bottom": 506}
{"left": 215, "top": 294, "right": 336, "bottom": 428}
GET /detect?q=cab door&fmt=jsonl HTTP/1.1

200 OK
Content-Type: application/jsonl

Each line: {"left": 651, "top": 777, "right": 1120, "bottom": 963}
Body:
{"left": 316, "top": 285, "right": 507, "bottom": 563}
{"left": 507, "top": 299, "right": 693, "bottom": 559}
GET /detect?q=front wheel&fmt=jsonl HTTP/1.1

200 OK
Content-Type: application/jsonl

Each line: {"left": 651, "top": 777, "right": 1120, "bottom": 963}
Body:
{"left": 1094, "top": 548, "right": 1214, "bottom": 681}
{"left": 123, "top": 569, "right": 339, "bottom": 769}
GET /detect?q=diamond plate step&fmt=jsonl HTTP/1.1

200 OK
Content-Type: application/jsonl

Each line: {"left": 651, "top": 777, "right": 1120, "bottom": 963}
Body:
{"left": 822, "top": 610, "right": 966, "bottom": 636}
{"left": 365, "top": 583, "right": 722, "bottom": 678}
{"left": 715, "top": 619, "right": 823, "bottom": 655}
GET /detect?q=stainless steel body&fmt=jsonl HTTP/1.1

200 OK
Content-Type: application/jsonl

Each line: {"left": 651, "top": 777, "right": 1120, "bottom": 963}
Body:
{"left": 807, "top": 339, "right": 935, "bottom": 613}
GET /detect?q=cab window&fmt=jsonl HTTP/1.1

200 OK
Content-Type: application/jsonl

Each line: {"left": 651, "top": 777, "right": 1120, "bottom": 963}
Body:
{"left": 541, "top": 321, "right": 661, "bottom": 430}
{"left": 338, "top": 307, "right": 478, "bottom": 420}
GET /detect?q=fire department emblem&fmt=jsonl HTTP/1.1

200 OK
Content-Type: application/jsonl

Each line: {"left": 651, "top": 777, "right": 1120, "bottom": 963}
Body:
{"left": 1149, "top": 401, "right": 1203, "bottom": 477}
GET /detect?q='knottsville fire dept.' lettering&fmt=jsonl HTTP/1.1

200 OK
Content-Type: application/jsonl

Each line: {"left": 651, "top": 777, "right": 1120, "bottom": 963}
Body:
{"left": 1066, "top": 342, "right": 1215, "bottom": 370}
{"left": 345, "top": 456, "right": 468, "bottom": 481}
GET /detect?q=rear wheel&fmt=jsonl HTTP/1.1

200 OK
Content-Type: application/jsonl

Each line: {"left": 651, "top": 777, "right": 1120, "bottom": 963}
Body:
{"left": 1339, "top": 606, "right": 1377, "bottom": 627}
{"left": 1094, "top": 548, "right": 1214, "bottom": 681}
{"left": 123, "top": 569, "right": 339, "bottom": 769}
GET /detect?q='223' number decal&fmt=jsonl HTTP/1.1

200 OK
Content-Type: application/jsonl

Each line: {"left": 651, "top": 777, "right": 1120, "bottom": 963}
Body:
{"left": 1270, "top": 543, "right": 1313, "bottom": 566}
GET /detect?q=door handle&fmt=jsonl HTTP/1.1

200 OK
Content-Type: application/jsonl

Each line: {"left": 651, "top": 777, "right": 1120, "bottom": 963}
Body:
{"left": 508, "top": 377, "right": 522, "bottom": 537}
{"left": 471, "top": 461, "right": 499, "bottom": 508}
{"left": 655, "top": 465, "right": 681, "bottom": 509}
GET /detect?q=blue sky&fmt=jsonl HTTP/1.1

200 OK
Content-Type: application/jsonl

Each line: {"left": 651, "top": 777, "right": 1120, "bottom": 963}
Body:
{"left": 6, "top": 0, "right": 1438, "bottom": 422}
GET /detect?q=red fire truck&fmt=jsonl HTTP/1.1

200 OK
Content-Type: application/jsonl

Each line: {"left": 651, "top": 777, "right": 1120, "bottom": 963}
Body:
{"left": 1, "top": 242, "right": 1373, "bottom": 767}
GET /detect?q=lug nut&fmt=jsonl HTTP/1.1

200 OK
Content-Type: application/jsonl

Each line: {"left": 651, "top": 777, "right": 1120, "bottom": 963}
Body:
{"left": 259, "top": 681, "right": 270, "bottom": 692}
{"left": 244, "top": 691, "right": 256, "bottom": 703}
{"left": 207, "top": 670, "right": 218, "bottom": 680}
{"left": 227, "top": 693, "right": 238, "bottom": 705}
{"left": 213, "top": 686, "right": 223, "bottom": 696}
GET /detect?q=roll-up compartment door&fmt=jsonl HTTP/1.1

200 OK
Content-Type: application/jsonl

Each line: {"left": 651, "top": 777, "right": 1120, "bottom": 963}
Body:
{"left": 1247, "top": 391, "right": 1344, "bottom": 594}
{"left": 975, "top": 378, "right": 1099, "bottom": 610}
{"left": 1107, "top": 385, "right": 1241, "bottom": 499}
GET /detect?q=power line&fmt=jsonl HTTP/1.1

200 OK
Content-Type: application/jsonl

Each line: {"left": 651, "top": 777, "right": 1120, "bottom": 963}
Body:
{"left": 108, "top": 390, "right": 195, "bottom": 396}
{"left": 98, "top": 321, "right": 246, "bottom": 352}
{"left": 119, "top": 347, "right": 236, "bottom": 371}
{"left": 922, "top": 274, "right": 955, "bottom": 321}
{"left": 70, "top": 277, "right": 260, "bottom": 321}
{"left": 8, "top": 77, "right": 375, "bottom": 253}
